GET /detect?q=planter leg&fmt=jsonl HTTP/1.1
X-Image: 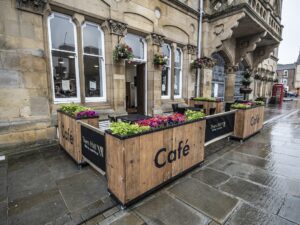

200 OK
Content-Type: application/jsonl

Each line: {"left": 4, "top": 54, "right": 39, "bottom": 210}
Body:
{"left": 227, "top": 137, "right": 231, "bottom": 142}
{"left": 120, "top": 205, "right": 126, "bottom": 210}
{"left": 77, "top": 164, "right": 82, "bottom": 170}
{"left": 240, "top": 140, "right": 243, "bottom": 144}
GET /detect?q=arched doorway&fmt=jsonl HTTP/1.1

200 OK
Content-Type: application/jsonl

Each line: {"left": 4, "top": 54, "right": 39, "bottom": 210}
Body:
{"left": 211, "top": 52, "right": 226, "bottom": 100}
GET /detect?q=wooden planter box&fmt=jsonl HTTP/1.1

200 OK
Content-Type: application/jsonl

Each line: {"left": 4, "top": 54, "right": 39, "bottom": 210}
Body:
{"left": 190, "top": 99, "right": 223, "bottom": 114}
{"left": 57, "top": 110, "right": 99, "bottom": 164}
{"left": 232, "top": 106, "right": 264, "bottom": 140}
{"left": 105, "top": 120, "right": 206, "bottom": 206}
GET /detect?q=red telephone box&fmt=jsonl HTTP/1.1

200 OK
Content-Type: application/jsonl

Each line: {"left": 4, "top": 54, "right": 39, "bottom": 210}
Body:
{"left": 272, "top": 84, "right": 284, "bottom": 104}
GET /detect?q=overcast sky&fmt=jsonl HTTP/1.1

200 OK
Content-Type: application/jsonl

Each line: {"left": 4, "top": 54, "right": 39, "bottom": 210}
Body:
{"left": 278, "top": 0, "right": 300, "bottom": 64}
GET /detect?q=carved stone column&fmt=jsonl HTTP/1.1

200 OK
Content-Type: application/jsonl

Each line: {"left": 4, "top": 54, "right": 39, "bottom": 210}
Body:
{"left": 104, "top": 19, "right": 128, "bottom": 114}
{"left": 185, "top": 44, "right": 197, "bottom": 99}
{"left": 146, "top": 33, "right": 165, "bottom": 115}
{"left": 200, "top": 67, "right": 213, "bottom": 98}
{"left": 225, "top": 66, "right": 238, "bottom": 102}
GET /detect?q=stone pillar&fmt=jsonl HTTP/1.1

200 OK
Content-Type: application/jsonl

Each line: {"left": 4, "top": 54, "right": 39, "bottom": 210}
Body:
{"left": 225, "top": 66, "right": 238, "bottom": 102}
{"left": 170, "top": 43, "right": 177, "bottom": 99}
{"left": 185, "top": 44, "right": 197, "bottom": 99}
{"left": 200, "top": 68, "right": 213, "bottom": 98}
{"left": 105, "top": 19, "right": 128, "bottom": 114}
{"left": 146, "top": 33, "right": 165, "bottom": 115}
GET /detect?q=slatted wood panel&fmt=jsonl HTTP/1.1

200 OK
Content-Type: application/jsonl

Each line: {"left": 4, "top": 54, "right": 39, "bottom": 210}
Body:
{"left": 233, "top": 106, "right": 264, "bottom": 139}
{"left": 106, "top": 120, "right": 206, "bottom": 205}
{"left": 57, "top": 111, "right": 99, "bottom": 164}
{"left": 190, "top": 100, "right": 223, "bottom": 115}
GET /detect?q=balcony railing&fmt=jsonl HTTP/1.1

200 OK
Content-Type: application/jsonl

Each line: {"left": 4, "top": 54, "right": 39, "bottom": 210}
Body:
{"left": 210, "top": 0, "right": 282, "bottom": 37}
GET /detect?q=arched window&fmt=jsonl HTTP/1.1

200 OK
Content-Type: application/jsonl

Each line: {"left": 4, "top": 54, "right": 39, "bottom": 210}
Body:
{"left": 174, "top": 48, "right": 183, "bottom": 98}
{"left": 82, "top": 22, "right": 106, "bottom": 102}
{"left": 161, "top": 44, "right": 171, "bottom": 99}
{"left": 211, "top": 52, "right": 226, "bottom": 99}
{"left": 48, "top": 13, "right": 80, "bottom": 102}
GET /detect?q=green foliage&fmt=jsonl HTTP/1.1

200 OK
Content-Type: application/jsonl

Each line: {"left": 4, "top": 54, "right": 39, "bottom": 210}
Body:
{"left": 185, "top": 110, "right": 206, "bottom": 121}
{"left": 254, "top": 101, "right": 265, "bottom": 106}
{"left": 110, "top": 122, "right": 150, "bottom": 136}
{"left": 60, "top": 103, "right": 90, "bottom": 116}
{"left": 153, "top": 54, "right": 168, "bottom": 65}
{"left": 231, "top": 103, "right": 251, "bottom": 109}
{"left": 193, "top": 97, "right": 217, "bottom": 102}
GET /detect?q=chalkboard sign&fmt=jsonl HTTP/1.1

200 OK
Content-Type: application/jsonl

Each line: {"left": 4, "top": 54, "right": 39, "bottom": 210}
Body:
{"left": 81, "top": 125, "right": 106, "bottom": 172}
{"left": 205, "top": 112, "right": 235, "bottom": 143}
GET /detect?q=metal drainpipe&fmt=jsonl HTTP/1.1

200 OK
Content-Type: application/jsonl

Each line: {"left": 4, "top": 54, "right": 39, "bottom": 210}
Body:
{"left": 196, "top": 0, "right": 203, "bottom": 97}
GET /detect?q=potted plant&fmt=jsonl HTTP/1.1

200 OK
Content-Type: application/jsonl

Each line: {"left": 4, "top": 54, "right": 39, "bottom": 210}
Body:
{"left": 240, "top": 70, "right": 252, "bottom": 100}
{"left": 153, "top": 53, "right": 168, "bottom": 66}
{"left": 57, "top": 103, "right": 99, "bottom": 164}
{"left": 113, "top": 44, "right": 134, "bottom": 62}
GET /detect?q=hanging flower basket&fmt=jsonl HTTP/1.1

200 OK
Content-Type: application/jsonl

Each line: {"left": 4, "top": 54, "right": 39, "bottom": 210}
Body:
{"left": 153, "top": 54, "right": 168, "bottom": 66}
{"left": 191, "top": 57, "right": 216, "bottom": 69}
{"left": 273, "top": 78, "right": 279, "bottom": 83}
{"left": 113, "top": 44, "right": 134, "bottom": 62}
{"left": 241, "top": 79, "right": 251, "bottom": 86}
{"left": 240, "top": 87, "right": 253, "bottom": 94}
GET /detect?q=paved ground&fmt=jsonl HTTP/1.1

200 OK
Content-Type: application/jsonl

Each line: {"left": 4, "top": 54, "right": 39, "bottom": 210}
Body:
{"left": 1, "top": 100, "right": 300, "bottom": 225}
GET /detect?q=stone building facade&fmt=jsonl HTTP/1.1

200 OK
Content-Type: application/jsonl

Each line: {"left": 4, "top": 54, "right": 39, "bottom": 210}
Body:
{"left": 0, "top": 0, "right": 283, "bottom": 154}
{"left": 277, "top": 53, "right": 300, "bottom": 95}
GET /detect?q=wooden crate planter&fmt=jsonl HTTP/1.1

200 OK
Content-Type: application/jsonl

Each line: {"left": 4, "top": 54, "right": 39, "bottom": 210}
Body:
{"left": 57, "top": 110, "right": 99, "bottom": 164}
{"left": 232, "top": 106, "right": 264, "bottom": 140}
{"left": 105, "top": 120, "right": 206, "bottom": 206}
{"left": 190, "top": 99, "right": 223, "bottom": 114}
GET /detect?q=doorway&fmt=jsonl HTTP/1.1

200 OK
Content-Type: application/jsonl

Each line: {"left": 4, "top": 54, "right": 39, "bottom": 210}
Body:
{"left": 125, "top": 61, "right": 146, "bottom": 115}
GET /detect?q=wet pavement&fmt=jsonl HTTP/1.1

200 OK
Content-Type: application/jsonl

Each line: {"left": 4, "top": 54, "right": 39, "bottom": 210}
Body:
{"left": 90, "top": 100, "right": 300, "bottom": 225}
{"left": 1, "top": 100, "right": 300, "bottom": 225}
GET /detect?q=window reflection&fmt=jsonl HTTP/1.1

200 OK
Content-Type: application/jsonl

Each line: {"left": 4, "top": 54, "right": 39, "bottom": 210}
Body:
{"left": 82, "top": 22, "right": 105, "bottom": 100}
{"left": 162, "top": 44, "right": 171, "bottom": 97}
{"left": 49, "top": 13, "right": 79, "bottom": 100}
{"left": 174, "top": 48, "right": 182, "bottom": 97}
{"left": 124, "top": 33, "right": 144, "bottom": 60}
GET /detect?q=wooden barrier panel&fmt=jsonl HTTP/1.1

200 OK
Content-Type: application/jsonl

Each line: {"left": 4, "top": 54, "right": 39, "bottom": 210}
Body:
{"left": 190, "top": 100, "right": 223, "bottom": 114}
{"left": 232, "top": 106, "right": 264, "bottom": 140}
{"left": 57, "top": 111, "right": 99, "bottom": 164}
{"left": 106, "top": 120, "right": 206, "bottom": 205}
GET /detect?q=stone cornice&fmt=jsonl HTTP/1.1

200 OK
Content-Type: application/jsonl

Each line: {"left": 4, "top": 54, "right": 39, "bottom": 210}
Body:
{"left": 160, "top": 0, "right": 199, "bottom": 17}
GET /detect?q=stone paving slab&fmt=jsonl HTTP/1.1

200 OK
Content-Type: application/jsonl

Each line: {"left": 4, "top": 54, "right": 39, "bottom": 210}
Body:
{"left": 168, "top": 178, "right": 238, "bottom": 224}
{"left": 225, "top": 203, "right": 297, "bottom": 225}
{"left": 191, "top": 168, "right": 230, "bottom": 187}
{"left": 0, "top": 201, "right": 7, "bottom": 225}
{"left": 279, "top": 195, "right": 300, "bottom": 224}
{"left": 220, "top": 177, "right": 285, "bottom": 214}
{"left": 57, "top": 169, "right": 109, "bottom": 212}
{"left": 134, "top": 193, "right": 210, "bottom": 225}
{"left": 8, "top": 188, "right": 68, "bottom": 225}
{"left": 109, "top": 213, "right": 144, "bottom": 225}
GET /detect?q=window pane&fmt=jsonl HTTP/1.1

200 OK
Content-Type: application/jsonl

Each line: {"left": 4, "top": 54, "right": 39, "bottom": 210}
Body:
{"left": 174, "top": 68, "right": 181, "bottom": 96}
{"left": 84, "top": 55, "right": 103, "bottom": 98}
{"left": 162, "top": 44, "right": 171, "bottom": 66}
{"left": 50, "top": 14, "right": 75, "bottom": 51}
{"left": 175, "top": 49, "right": 181, "bottom": 67}
{"left": 161, "top": 67, "right": 169, "bottom": 96}
{"left": 124, "top": 33, "right": 144, "bottom": 59}
{"left": 51, "top": 50, "right": 77, "bottom": 98}
{"left": 83, "top": 23, "right": 102, "bottom": 56}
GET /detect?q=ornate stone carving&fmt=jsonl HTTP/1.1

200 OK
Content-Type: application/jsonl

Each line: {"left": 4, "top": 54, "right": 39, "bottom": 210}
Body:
{"left": 107, "top": 19, "right": 127, "bottom": 36}
{"left": 214, "top": 24, "right": 224, "bottom": 36}
{"left": 151, "top": 33, "right": 165, "bottom": 46}
{"left": 186, "top": 44, "right": 197, "bottom": 55}
{"left": 16, "top": 0, "right": 48, "bottom": 14}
